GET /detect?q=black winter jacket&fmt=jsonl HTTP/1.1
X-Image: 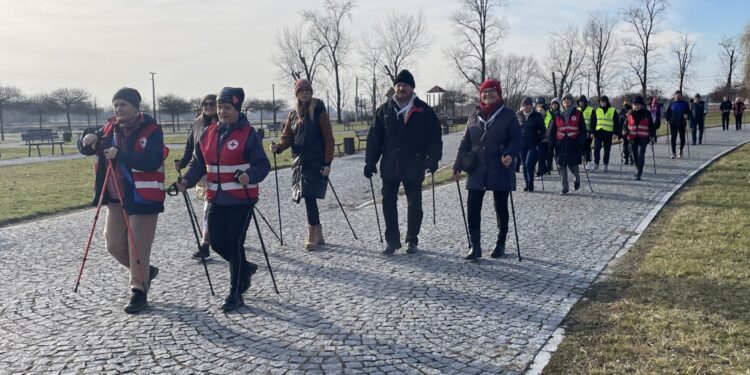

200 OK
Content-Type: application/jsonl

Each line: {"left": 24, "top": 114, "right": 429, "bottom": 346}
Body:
{"left": 516, "top": 110, "right": 546, "bottom": 148}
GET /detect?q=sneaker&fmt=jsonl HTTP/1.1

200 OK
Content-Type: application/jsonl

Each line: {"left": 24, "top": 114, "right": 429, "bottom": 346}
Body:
{"left": 405, "top": 243, "right": 418, "bottom": 254}
{"left": 192, "top": 243, "right": 210, "bottom": 259}
{"left": 239, "top": 262, "right": 258, "bottom": 294}
{"left": 124, "top": 289, "right": 148, "bottom": 314}
{"left": 670, "top": 154, "right": 676, "bottom": 159}
{"left": 221, "top": 292, "right": 244, "bottom": 312}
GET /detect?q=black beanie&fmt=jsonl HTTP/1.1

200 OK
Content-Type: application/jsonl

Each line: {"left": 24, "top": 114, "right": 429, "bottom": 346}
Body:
{"left": 522, "top": 97, "right": 533, "bottom": 106}
{"left": 113, "top": 87, "right": 141, "bottom": 109}
{"left": 633, "top": 96, "right": 645, "bottom": 106}
{"left": 217, "top": 87, "right": 244, "bottom": 112}
{"left": 394, "top": 70, "right": 415, "bottom": 88}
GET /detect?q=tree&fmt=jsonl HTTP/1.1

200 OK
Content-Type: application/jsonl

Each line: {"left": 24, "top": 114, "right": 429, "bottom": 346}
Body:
{"left": 671, "top": 32, "right": 697, "bottom": 93}
{"left": 742, "top": 22, "right": 750, "bottom": 87}
{"left": 372, "top": 9, "right": 431, "bottom": 83}
{"left": 49, "top": 87, "right": 89, "bottom": 134}
{"left": 487, "top": 54, "right": 542, "bottom": 110}
{"left": 443, "top": 86, "right": 470, "bottom": 118}
{"left": 543, "top": 25, "right": 586, "bottom": 98}
{"left": 303, "top": 0, "right": 356, "bottom": 124}
{"left": 448, "top": 0, "right": 509, "bottom": 90}
{"left": 0, "top": 84, "right": 22, "bottom": 141}
{"left": 244, "top": 99, "right": 273, "bottom": 126}
{"left": 189, "top": 97, "right": 203, "bottom": 115}
{"left": 718, "top": 36, "right": 740, "bottom": 98}
{"left": 273, "top": 23, "right": 326, "bottom": 83}
{"left": 358, "top": 30, "right": 386, "bottom": 118}
{"left": 622, "top": 0, "right": 669, "bottom": 97}
{"left": 22, "top": 94, "right": 57, "bottom": 129}
{"left": 583, "top": 12, "right": 619, "bottom": 98}
{"left": 157, "top": 94, "right": 191, "bottom": 132}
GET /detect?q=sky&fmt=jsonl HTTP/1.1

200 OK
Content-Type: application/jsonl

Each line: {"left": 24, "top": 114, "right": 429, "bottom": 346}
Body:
{"left": 0, "top": 0, "right": 748, "bottom": 110}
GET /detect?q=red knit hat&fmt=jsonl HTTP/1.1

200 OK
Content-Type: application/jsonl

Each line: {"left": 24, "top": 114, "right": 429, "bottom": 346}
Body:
{"left": 479, "top": 79, "right": 503, "bottom": 101}
{"left": 294, "top": 79, "right": 312, "bottom": 94}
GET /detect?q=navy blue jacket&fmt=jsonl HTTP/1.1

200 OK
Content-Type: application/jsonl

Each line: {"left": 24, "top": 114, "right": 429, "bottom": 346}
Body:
{"left": 516, "top": 110, "right": 546, "bottom": 149}
{"left": 454, "top": 106, "right": 522, "bottom": 191}
{"left": 183, "top": 113, "right": 270, "bottom": 205}
{"left": 78, "top": 113, "right": 165, "bottom": 215}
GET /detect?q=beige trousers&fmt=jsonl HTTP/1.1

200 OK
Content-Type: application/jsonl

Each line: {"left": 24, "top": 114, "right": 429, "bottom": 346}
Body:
{"left": 104, "top": 203, "right": 158, "bottom": 292}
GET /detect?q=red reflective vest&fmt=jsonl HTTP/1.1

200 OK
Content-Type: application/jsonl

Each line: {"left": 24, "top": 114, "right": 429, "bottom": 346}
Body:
{"left": 626, "top": 113, "right": 650, "bottom": 140}
{"left": 555, "top": 110, "right": 582, "bottom": 140}
{"left": 200, "top": 123, "right": 259, "bottom": 201}
{"left": 101, "top": 120, "right": 167, "bottom": 203}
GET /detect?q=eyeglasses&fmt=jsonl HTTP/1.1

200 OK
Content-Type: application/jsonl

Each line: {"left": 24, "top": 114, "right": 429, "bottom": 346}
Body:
{"left": 202, "top": 101, "right": 216, "bottom": 107}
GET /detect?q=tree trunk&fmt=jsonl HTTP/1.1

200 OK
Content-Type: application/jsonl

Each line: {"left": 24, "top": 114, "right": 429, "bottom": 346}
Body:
{"left": 66, "top": 108, "right": 72, "bottom": 133}
{"left": 260, "top": 110, "right": 264, "bottom": 126}
{"left": 334, "top": 62, "right": 342, "bottom": 124}
{"left": 642, "top": 53, "right": 648, "bottom": 97}
{"left": 171, "top": 114, "right": 176, "bottom": 132}
{"left": 39, "top": 112, "right": 43, "bottom": 129}
{"left": 371, "top": 74, "right": 377, "bottom": 119}
{"left": 0, "top": 110, "right": 4, "bottom": 141}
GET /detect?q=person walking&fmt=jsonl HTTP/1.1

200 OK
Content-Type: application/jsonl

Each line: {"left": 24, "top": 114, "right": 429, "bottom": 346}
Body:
{"left": 649, "top": 96, "right": 662, "bottom": 133}
{"left": 534, "top": 97, "right": 550, "bottom": 177}
{"left": 270, "top": 79, "right": 335, "bottom": 251}
{"left": 543, "top": 98, "right": 561, "bottom": 175}
{"left": 577, "top": 95, "right": 595, "bottom": 170}
{"left": 733, "top": 97, "right": 745, "bottom": 130}
{"left": 177, "top": 87, "right": 271, "bottom": 312}
{"left": 624, "top": 96, "right": 656, "bottom": 180}
{"left": 592, "top": 95, "right": 619, "bottom": 171}
{"left": 665, "top": 90, "right": 692, "bottom": 158}
{"left": 690, "top": 93, "right": 707, "bottom": 145}
{"left": 619, "top": 100, "right": 634, "bottom": 165}
{"left": 720, "top": 96, "right": 733, "bottom": 131}
{"left": 453, "top": 79, "right": 521, "bottom": 261}
{"left": 175, "top": 94, "right": 218, "bottom": 260}
{"left": 547, "top": 93, "right": 587, "bottom": 195}
{"left": 364, "top": 70, "right": 442, "bottom": 255}
{"left": 516, "top": 97, "right": 546, "bottom": 192}
{"left": 78, "top": 87, "right": 165, "bottom": 314}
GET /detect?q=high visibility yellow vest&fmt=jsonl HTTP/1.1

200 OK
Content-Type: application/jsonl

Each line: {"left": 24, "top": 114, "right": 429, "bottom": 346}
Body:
{"left": 579, "top": 106, "right": 593, "bottom": 128}
{"left": 544, "top": 110, "right": 553, "bottom": 129}
{"left": 595, "top": 107, "right": 615, "bottom": 132}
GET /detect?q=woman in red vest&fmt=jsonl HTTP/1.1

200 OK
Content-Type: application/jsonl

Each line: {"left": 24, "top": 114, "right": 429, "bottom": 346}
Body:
{"left": 178, "top": 87, "right": 271, "bottom": 312}
{"left": 547, "top": 93, "right": 587, "bottom": 195}
{"left": 624, "top": 96, "right": 656, "bottom": 180}
{"left": 78, "top": 87, "right": 166, "bottom": 314}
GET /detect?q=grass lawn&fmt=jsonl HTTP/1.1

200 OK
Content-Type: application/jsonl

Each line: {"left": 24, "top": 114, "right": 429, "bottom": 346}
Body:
{"left": 543, "top": 143, "right": 750, "bottom": 374}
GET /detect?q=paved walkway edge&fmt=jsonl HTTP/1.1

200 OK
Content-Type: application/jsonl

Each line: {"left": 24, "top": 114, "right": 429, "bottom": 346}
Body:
{"left": 524, "top": 138, "right": 750, "bottom": 375}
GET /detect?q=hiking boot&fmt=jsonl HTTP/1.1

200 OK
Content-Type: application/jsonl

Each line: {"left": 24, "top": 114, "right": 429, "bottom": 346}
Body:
{"left": 528, "top": 182, "right": 534, "bottom": 192}
{"left": 314, "top": 224, "right": 325, "bottom": 245}
{"left": 192, "top": 243, "right": 210, "bottom": 259}
{"left": 221, "top": 291, "right": 244, "bottom": 312}
{"left": 239, "top": 262, "right": 258, "bottom": 295}
{"left": 466, "top": 232, "right": 482, "bottom": 261}
{"left": 405, "top": 243, "right": 418, "bottom": 254}
{"left": 124, "top": 289, "right": 148, "bottom": 314}
{"left": 382, "top": 243, "right": 400, "bottom": 256}
{"left": 490, "top": 242, "right": 506, "bottom": 258}
{"left": 304, "top": 225, "right": 315, "bottom": 251}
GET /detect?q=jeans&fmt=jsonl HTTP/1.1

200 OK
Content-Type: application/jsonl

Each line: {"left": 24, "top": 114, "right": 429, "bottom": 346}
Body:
{"left": 558, "top": 164, "right": 580, "bottom": 191}
{"left": 381, "top": 178, "right": 423, "bottom": 246}
{"left": 520, "top": 146, "right": 538, "bottom": 185}
{"left": 594, "top": 130, "right": 613, "bottom": 165}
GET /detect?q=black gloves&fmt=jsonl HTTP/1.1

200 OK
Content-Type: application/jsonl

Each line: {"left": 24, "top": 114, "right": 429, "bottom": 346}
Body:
{"left": 425, "top": 158, "right": 439, "bottom": 173}
{"left": 363, "top": 164, "right": 377, "bottom": 178}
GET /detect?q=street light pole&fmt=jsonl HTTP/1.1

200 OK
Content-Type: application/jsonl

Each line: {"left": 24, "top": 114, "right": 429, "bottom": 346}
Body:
{"left": 272, "top": 84, "right": 276, "bottom": 125}
{"left": 149, "top": 72, "right": 157, "bottom": 120}
{"left": 93, "top": 97, "right": 98, "bottom": 126}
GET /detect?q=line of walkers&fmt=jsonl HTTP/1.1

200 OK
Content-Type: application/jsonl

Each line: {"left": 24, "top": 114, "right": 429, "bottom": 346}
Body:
{"left": 77, "top": 78, "right": 744, "bottom": 314}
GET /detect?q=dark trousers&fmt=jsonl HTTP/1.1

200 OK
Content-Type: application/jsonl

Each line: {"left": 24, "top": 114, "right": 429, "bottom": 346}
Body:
{"left": 622, "top": 138, "right": 633, "bottom": 163}
{"left": 670, "top": 124, "right": 686, "bottom": 154}
{"left": 722, "top": 112, "right": 730, "bottom": 130}
{"left": 466, "top": 189, "right": 509, "bottom": 242}
{"left": 521, "top": 146, "right": 539, "bottom": 185}
{"left": 630, "top": 137, "right": 649, "bottom": 175}
{"left": 594, "top": 130, "right": 613, "bottom": 165}
{"left": 208, "top": 202, "right": 256, "bottom": 291}
{"left": 304, "top": 197, "right": 320, "bottom": 225}
{"left": 381, "top": 178, "right": 423, "bottom": 246}
{"left": 537, "top": 143, "right": 549, "bottom": 175}
{"left": 736, "top": 114, "right": 743, "bottom": 130}
{"left": 691, "top": 117, "right": 705, "bottom": 144}
{"left": 582, "top": 136, "right": 593, "bottom": 162}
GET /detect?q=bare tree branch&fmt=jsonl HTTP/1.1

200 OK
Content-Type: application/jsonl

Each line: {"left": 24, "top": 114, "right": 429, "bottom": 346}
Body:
{"left": 543, "top": 25, "right": 586, "bottom": 98}
{"left": 671, "top": 32, "right": 698, "bottom": 93}
{"left": 49, "top": 87, "right": 89, "bottom": 133}
{"left": 487, "top": 54, "right": 542, "bottom": 109}
{"left": 372, "top": 9, "right": 432, "bottom": 84}
{"left": 583, "top": 12, "right": 620, "bottom": 98}
{"left": 621, "top": 0, "right": 669, "bottom": 96}
{"left": 273, "top": 23, "right": 327, "bottom": 84}
{"left": 718, "top": 36, "right": 741, "bottom": 98}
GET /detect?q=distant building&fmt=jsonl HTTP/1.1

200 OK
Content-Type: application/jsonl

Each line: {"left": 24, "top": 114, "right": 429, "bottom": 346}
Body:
{"left": 425, "top": 85, "right": 447, "bottom": 110}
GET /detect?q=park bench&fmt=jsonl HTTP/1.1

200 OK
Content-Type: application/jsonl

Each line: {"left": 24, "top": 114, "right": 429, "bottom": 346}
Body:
{"left": 354, "top": 129, "right": 368, "bottom": 151}
{"left": 20, "top": 129, "right": 66, "bottom": 157}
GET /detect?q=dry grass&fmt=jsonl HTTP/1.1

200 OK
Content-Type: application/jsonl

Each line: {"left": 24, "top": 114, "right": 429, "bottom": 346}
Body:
{"left": 543, "top": 143, "right": 750, "bottom": 374}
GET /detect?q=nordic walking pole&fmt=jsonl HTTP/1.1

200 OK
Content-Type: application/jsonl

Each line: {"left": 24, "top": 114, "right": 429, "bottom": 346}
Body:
{"left": 327, "top": 178, "right": 358, "bottom": 240}
{"left": 254, "top": 206, "right": 281, "bottom": 243}
{"left": 235, "top": 170, "right": 279, "bottom": 294}
{"left": 581, "top": 155, "right": 594, "bottom": 192}
{"left": 455, "top": 179, "right": 471, "bottom": 249}
{"left": 618, "top": 139, "right": 624, "bottom": 176}
{"left": 107, "top": 160, "right": 147, "bottom": 291}
{"left": 650, "top": 141, "right": 657, "bottom": 174}
{"left": 431, "top": 172, "right": 436, "bottom": 225}
{"left": 74, "top": 164, "right": 112, "bottom": 293}
{"left": 171, "top": 164, "right": 214, "bottom": 296}
{"left": 508, "top": 190, "right": 522, "bottom": 262}
{"left": 368, "top": 177, "right": 383, "bottom": 243}
{"left": 272, "top": 153, "right": 283, "bottom": 246}
{"left": 666, "top": 121, "right": 671, "bottom": 157}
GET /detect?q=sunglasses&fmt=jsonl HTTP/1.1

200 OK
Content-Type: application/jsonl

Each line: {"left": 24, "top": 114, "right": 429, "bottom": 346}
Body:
{"left": 202, "top": 101, "right": 216, "bottom": 107}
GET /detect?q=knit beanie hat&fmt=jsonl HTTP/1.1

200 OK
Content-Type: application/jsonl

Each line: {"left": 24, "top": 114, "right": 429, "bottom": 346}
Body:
{"left": 294, "top": 79, "right": 313, "bottom": 94}
{"left": 479, "top": 79, "right": 503, "bottom": 100}
{"left": 201, "top": 94, "right": 217, "bottom": 104}
{"left": 577, "top": 95, "right": 588, "bottom": 105}
{"left": 217, "top": 87, "right": 244, "bottom": 112}
{"left": 394, "top": 70, "right": 415, "bottom": 88}
{"left": 522, "top": 97, "right": 533, "bottom": 106}
{"left": 112, "top": 87, "right": 141, "bottom": 109}
{"left": 561, "top": 93, "right": 575, "bottom": 104}
{"left": 633, "top": 96, "right": 645, "bottom": 106}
